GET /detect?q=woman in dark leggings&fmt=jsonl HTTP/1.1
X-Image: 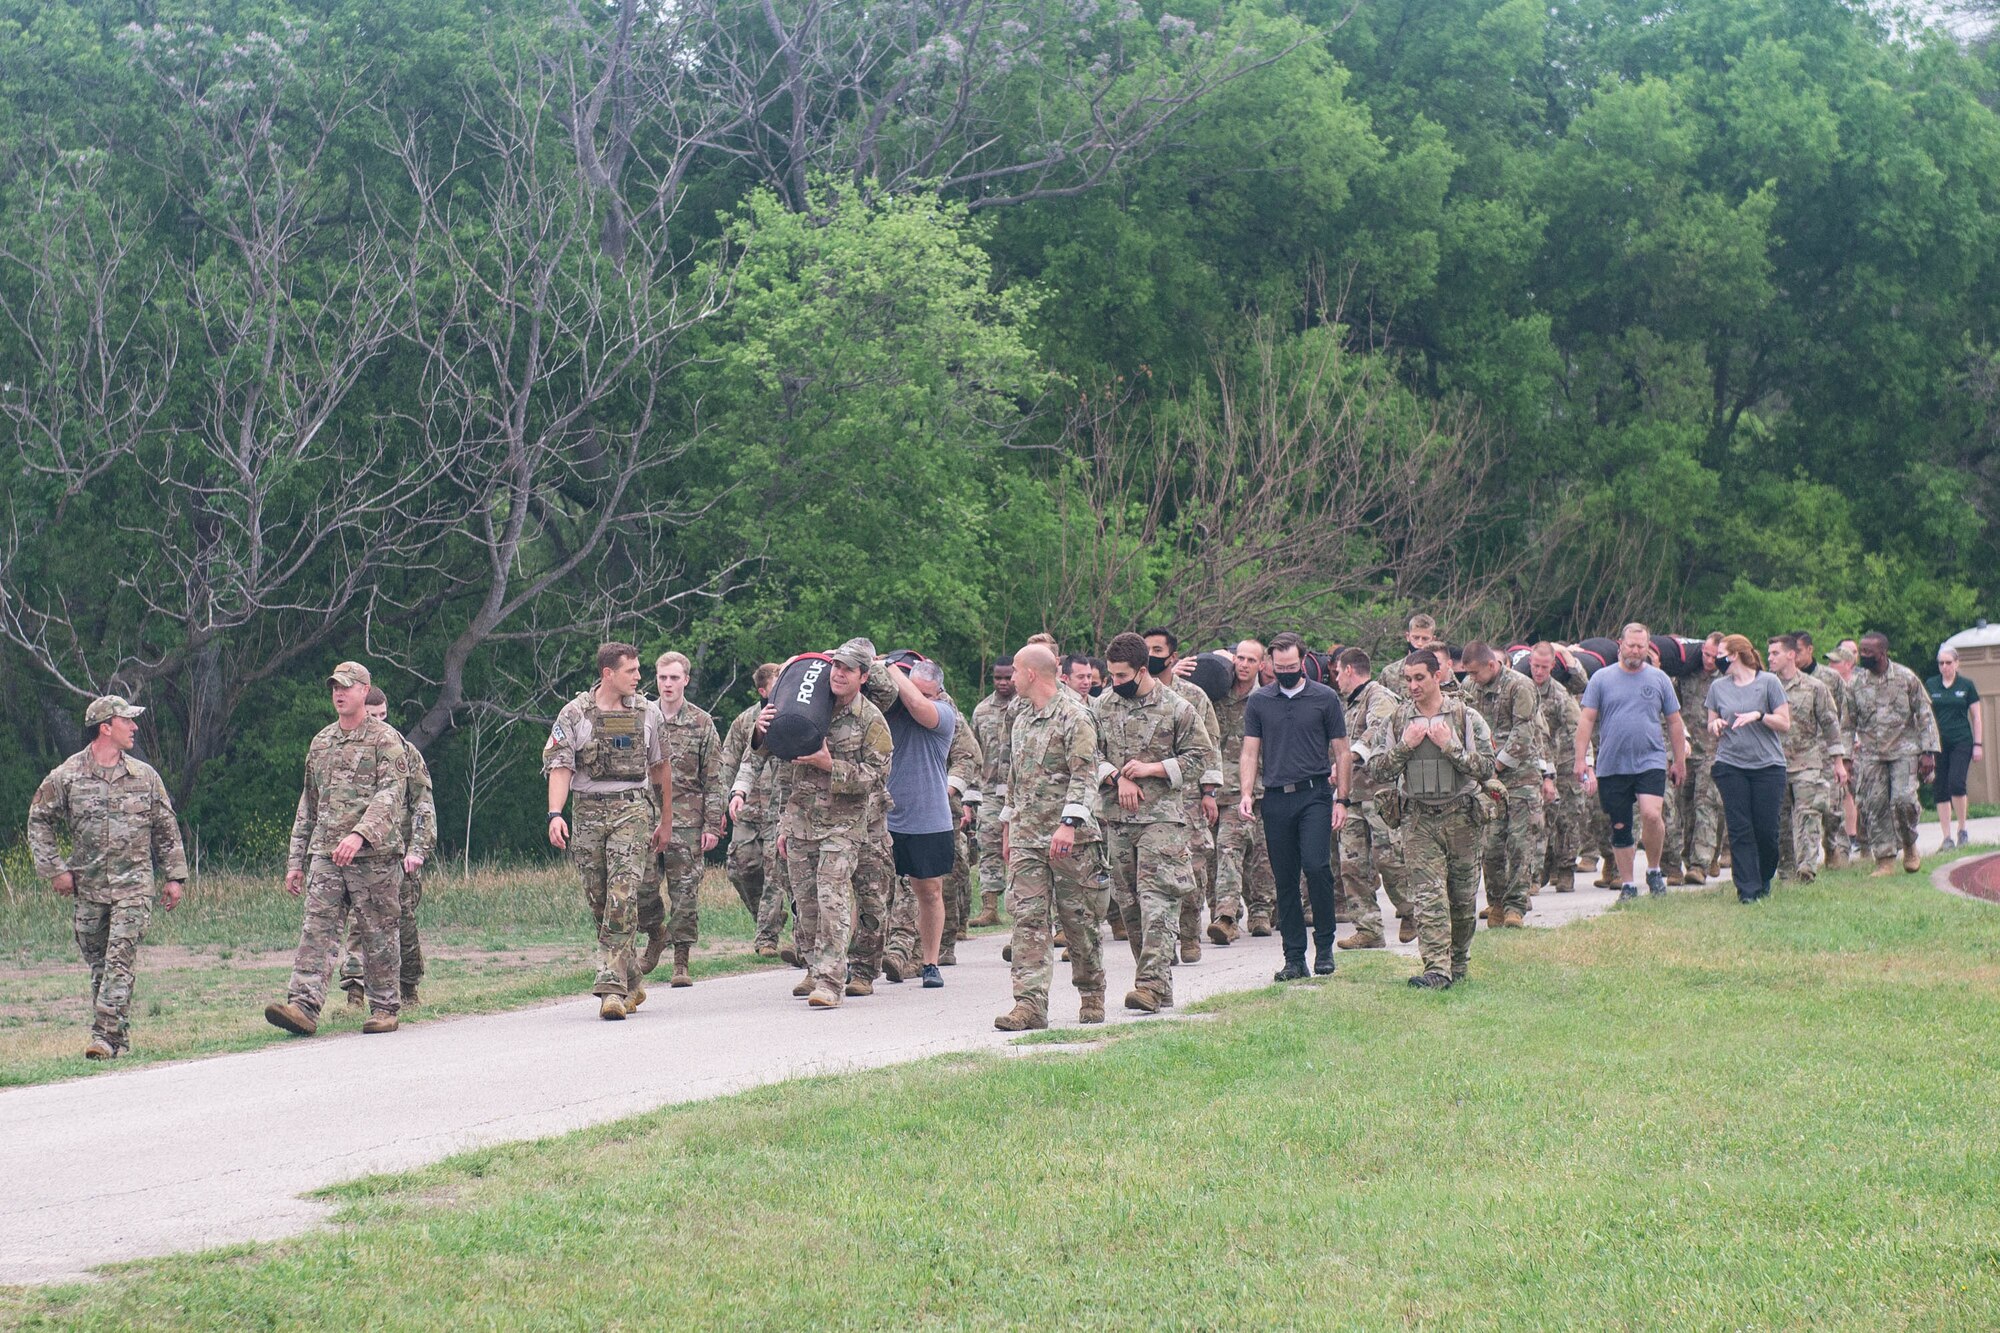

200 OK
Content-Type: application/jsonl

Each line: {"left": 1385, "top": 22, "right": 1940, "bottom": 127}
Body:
{"left": 1704, "top": 635, "right": 1793, "bottom": 902}
{"left": 1927, "top": 647, "right": 1982, "bottom": 848}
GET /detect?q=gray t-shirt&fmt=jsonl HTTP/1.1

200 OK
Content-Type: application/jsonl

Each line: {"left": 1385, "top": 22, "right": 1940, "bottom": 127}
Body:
{"left": 1705, "top": 671, "right": 1789, "bottom": 771}
{"left": 1580, "top": 664, "right": 1680, "bottom": 776}
{"left": 886, "top": 699, "right": 956, "bottom": 835}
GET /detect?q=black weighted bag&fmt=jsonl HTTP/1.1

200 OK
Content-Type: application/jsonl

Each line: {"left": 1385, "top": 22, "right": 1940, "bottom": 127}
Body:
{"left": 1577, "top": 637, "right": 1617, "bottom": 677}
{"left": 1302, "top": 648, "right": 1336, "bottom": 686}
{"left": 1186, "top": 651, "right": 1234, "bottom": 702}
{"left": 1651, "top": 635, "right": 1702, "bottom": 679}
{"left": 766, "top": 653, "right": 838, "bottom": 759}
{"left": 864, "top": 649, "right": 926, "bottom": 713}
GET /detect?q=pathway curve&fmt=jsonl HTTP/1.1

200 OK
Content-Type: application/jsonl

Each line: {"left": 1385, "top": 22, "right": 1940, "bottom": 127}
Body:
{"left": 3, "top": 819, "right": 1984, "bottom": 1285}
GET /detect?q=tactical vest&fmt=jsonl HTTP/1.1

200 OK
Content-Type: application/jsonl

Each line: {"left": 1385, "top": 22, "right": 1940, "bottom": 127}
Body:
{"left": 1404, "top": 708, "right": 1475, "bottom": 808}
{"left": 578, "top": 696, "right": 648, "bottom": 782}
{"left": 1406, "top": 737, "right": 1456, "bottom": 805}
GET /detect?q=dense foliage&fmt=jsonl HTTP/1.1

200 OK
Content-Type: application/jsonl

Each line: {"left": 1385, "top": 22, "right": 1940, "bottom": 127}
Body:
{"left": 2, "top": 0, "right": 1996, "bottom": 858}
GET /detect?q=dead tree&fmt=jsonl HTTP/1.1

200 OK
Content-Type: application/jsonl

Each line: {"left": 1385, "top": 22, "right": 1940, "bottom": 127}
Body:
{"left": 375, "top": 44, "right": 744, "bottom": 752}
{"left": 0, "top": 24, "right": 437, "bottom": 800}
{"left": 1035, "top": 306, "right": 1501, "bottom": 651}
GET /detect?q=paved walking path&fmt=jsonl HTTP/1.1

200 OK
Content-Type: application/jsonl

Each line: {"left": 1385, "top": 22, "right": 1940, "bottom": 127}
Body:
{"left": 4, "top": 819, "right": 1988, "bottom": 1285}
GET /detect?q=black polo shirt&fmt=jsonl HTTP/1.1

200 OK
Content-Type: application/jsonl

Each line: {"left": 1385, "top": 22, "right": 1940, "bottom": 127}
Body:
{"left": 1243, "top": 680, "right": 1347, "bottom": 789}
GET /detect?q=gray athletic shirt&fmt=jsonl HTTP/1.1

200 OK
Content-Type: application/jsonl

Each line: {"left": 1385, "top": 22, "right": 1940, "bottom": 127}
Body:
{"left": 1580, "top": 664, "right": 1680, "bottom": 776}
{"left": 886, "top": 698, "right": 956, "bottom": 835}
{"left": 1704, "top": 671, "right": 1789, "bottom": 771}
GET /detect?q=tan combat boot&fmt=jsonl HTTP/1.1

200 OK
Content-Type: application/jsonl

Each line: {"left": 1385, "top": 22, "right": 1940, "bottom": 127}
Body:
{"left": 84, "top": 1036, "right": 116, "bottom": 1060}
{"left": 968, "top": 892, "right": 1002, "bottom": 928}
{"left": 1903, "top": 842, "right": 1923, "bottom": 873}
{"left": 671, "top": 944, "right": 693, "bottom": 987}
{"left": 1338, "top": 931, "right": 1385, "bottom": 950}
{"left": 1398, "top": 916, "right": 1418, "bottom": 942}
{"left": 1108, "top": 913, "right": 1129, "bottom": 941}
{"left": 1679, "top": 870, "right": 1706, "bottom": 886}
{"left": 844, "top": 976, "right": 874, "bottom": 997}
{"left": 779, "top": 944, "right": 804, "bottom": 968}
{"left": 792, "top": 977, "right": 814, "bottom": 997}
{"left": 1575, "top": 854, "right": 1599, "bottom": 873}
{"left": 1828, "top": 843, "right": 1849, "bottom": 869}
{"left": 1207, "top": 915, "right": 1238, "bottom": 945}
{"left": 1871, "top": 857, "right": 1898, "bottom": 878}
{"left": 1502, "top": 909, "right": 1526, "bottom": 928}
{"left": 1485, "top": 902, "right": 1505, "bottom": 927}
{"left": 640, "top": 932, "right": 668, "bottom": 976}
{"left": 1246, "top": 913, "right": 1272, "bottom": 937}
{"left": 806, "top": 988, "right": 841, "bottom": 1009}
{"left": 623, "top": 984, "right": 646, "bottom": 1011}
{"left": 993, "top": 1003, "right": 1046, "bottom": 1032}
{"left": 1123, "top": 987, "right": 1162, "bottom": 1014}
{"left": 1593, "top": 869, "right": 1619, "bottom": 889}
{"left": 1180, "top": 938, "right": 1202, "bottom": 964}
{"left": 263, "top": 1001, "right": 317, "bottom": 1036}
{"left": 753, "top": 942, "right": 780, "bottom": 958}
{"left": 362, "top": 1011, "right": 400, "bottom": 1034}
{"left": 598, "top": 995, "right": 627, "bottom": 1020}
{"left": 345, "top": 987, "right": 365, "bottom": 1011}
{"left": 1078, "top": 992, "right": 1106, "bottom": 1024}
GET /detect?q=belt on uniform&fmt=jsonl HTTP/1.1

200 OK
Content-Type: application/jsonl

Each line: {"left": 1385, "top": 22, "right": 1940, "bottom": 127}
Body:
{"left": 574, "top": 788, "right": 649, "bottom": 801}
{"left": 1269, "top": 775, "right": 1328, "bottom": 794}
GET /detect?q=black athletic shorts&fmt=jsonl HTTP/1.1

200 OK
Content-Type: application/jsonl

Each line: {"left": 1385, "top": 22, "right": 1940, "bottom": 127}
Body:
{"left": 1596, "top": 768, "right": 1668, "bottom": 846}
{"left": 1935, "top": 741, "right": 1975, "bottom": 801}
{"left": 891, "top": 829, "right": 956, "bottom": 878}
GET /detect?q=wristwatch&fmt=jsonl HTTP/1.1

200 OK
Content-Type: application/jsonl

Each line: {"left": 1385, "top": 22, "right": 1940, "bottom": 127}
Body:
{"left": 1060, "top": 815, "right": 1083, "bottom": 828}
{"left": 547, "top": 810, "right": 565, "bottom": 822}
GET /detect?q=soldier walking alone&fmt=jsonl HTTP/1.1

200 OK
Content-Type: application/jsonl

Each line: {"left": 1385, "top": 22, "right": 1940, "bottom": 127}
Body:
{"left": 29, "top": 696, "right": 188, "bottom": 1059}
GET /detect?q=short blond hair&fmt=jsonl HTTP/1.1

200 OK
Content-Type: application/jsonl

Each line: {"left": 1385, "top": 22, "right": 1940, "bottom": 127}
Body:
{"left": 655, "top": 651, "right": 691, "bottom": 674}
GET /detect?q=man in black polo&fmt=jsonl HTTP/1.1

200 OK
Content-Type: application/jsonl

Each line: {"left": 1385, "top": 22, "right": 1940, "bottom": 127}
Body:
{"left": 1238, "top": 632, "right": 1351, "bottom": 981}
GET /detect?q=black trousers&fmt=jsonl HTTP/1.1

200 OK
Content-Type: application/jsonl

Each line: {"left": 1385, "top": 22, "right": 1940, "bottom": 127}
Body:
{"left": 1711, "top": 762, "right": 1786, "bottom": 899}
{"left": 1261, "top": 781, "right": 1338, "bottom": 960}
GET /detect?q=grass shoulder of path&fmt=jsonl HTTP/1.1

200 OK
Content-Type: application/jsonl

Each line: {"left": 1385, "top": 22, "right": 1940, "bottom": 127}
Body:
{"left": 16, "top": 856, "right": 2000, "bottom": 1330}
{"left": 0, "top": 863, "right": 775, "bottom": 1087}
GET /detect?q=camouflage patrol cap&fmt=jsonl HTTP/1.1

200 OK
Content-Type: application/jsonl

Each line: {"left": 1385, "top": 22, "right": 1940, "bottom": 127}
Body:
{"left": 327, "top": 660, "right": 373, "bottom": 689}
{"left": 829, "top": 637, "right": 876, "bottom": 672}
{"left": 83, "top": 695, "right": 145, "bottom": 726}
{"left": 1828, "top": 646, "right": 1855, "bottom": 664}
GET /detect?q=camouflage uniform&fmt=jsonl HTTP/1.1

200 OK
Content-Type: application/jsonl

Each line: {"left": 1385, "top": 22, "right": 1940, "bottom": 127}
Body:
{"left": 720, "top": 702, "right": 774, "bottom": 930}
{"left": 1776, "top": 669, "right": 1846, "bottom": 880}
{"left": 782, "top": 692, "right": 894, "bottom": 1003}
{"left": 286, "top": 719, "right": 410, "bottom": 1019}
{"left": 1668, "top": 671, "right": 1725, "bottom": 877}
{"left": 1092, "top": 682, "right": 1205, "bottom": 1004}
{"left": 1340, "top": 679, "right": 1411, "bottom": 938}
{"left": 1533, "top": 674, "right": 1584, "bottom": 889}
{"left": 339, "top": 731, "right": 436, "bottom": 1000}
{"left": 999, "top": 690, "right": 1110, "bottom": 1018}
{"left": 1210, "top": 683, "right": 1274, "bottom": 930}
{"left": 545, "top": 691, "right": 668, "bottom": 999}
{"left": 29, "top": 748, "right": 188, "bottom": 1053}
{"left": 1168, "top": 676, "right": 1225, "bottom": 950}
{"left": 1468, "top": 665, "right": 1548, "bottom": 922}
{"left": 970, "top": 690, "right": 1018, "bottom": 920}
{"left": 640, "top": 700, "right": 725, "bottom": 948}
{"left": 1846, "top": 661, "right": 1939, "bottom": 860}
{"left": 1365, "top": 698, "right": 1496, "bottom": 980}
{"left": 1808, "top": 662, "right": 1855, "bottom": 861}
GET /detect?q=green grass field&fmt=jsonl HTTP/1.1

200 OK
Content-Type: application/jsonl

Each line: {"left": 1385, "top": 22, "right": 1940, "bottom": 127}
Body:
{"left": 0, "top": 861, "right": 770, "bottom": 1087}
{"left": 10, "top": 855, "right": 2000, "bottom": 1330}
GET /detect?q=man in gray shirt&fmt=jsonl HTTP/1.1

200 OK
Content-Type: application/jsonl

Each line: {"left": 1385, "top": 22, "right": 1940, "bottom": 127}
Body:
{"left": 883, "top": 659, "right": 957, "bottom": 987}
{"left": 1575, "top": 623, "right": 1689, "bottom": 899}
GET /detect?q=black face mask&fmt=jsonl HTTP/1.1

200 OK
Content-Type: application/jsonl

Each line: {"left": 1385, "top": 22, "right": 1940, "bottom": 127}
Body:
{"left": 1274, "top": 670, "right": 1303, "bottom": 689}
{"left": 1146, "top": 654, "right": 1171, "bottom": 676}
{"left": 1860, "top": 653, "right": 1883, "bottom": 672}
{"left": 1088, "top": 683, "right": 1103, "bottom": 697}
{"left": 1111, "top": 679, "right": 1140, "bottom": 699}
